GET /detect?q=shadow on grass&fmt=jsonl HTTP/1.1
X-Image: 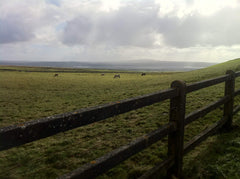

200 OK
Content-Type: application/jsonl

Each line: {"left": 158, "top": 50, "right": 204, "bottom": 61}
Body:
{"left": 183, "top": 121, "right": 240, "bottom": 179}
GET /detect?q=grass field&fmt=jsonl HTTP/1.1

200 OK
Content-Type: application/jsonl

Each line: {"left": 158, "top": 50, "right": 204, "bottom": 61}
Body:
{"left": 1, "top": 59, "right": 240, "bottom": 178}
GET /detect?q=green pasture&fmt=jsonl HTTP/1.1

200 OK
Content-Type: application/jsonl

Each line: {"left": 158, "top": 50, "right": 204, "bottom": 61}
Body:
{"left": 1, "top": 59, "right": 240, "bottom": 178}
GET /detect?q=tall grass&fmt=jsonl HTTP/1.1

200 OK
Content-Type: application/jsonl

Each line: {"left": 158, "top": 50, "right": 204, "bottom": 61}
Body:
{"left": 0, "top": 59, "right": 240, "bottom": 178}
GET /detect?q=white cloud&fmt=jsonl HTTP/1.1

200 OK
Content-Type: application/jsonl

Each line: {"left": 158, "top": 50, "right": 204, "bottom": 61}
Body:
{"left": 0, "top": 0, "right": 240, "bottom": 63}
{"left": 99, "top": 0, "right": 122, "bottom": 12}
{"left": 61, "top": 1, "right": 240, "bottom": 48}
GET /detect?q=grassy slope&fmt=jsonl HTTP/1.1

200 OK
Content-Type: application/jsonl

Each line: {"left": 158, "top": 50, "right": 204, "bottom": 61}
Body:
{"left": 0, "top": 59, "right": 240, "bottom": 178}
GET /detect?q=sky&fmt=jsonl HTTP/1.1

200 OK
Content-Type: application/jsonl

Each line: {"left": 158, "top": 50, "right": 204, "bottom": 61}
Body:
{"left": 0, "top": 0, "right": 240, "bottom": 63}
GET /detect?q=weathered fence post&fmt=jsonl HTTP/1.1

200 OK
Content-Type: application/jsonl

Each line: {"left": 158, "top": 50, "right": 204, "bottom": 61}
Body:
{"left": 223, "top": 70, "right": 235, "bottom": 130}
{"left": 167, "top": 80, "right": 186, "bottom": 178}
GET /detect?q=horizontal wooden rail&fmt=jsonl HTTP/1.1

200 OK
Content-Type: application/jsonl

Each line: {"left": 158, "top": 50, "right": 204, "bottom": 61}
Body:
{"left": 183, "top": 117, "right": 227, "bottom": 155}
{"left": 233, "top": 105, "right": 240, "bottom": 115}
{"left": 186, "top": 75, "right": 229, "bottom": 93}
{"left": 234, "top": 89, "right": 240, "bottom": 97}
{"left": 59, "top": 123, "right": 175, "bottom": 179}
{"left": 235, "top": 71, "right": 240, "bottom": 77}
{"left": 184, "top": 96, "right": 230, "bottom": 126}
{"left": 0, "top": 88, "right": 177, "bottom": 151}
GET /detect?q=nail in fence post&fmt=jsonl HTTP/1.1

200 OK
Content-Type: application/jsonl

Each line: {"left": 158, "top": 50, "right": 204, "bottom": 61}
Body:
{"left": 223, "top": 70, "right": 235, "bottom": 130}
{"left": 167, "top": 80, "right": 186, "bottom": 178}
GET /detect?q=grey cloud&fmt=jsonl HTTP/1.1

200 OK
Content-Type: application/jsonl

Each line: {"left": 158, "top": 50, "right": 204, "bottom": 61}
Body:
{"left": 158, "top": 7, "right": 240, "bottom": 48}
{"left": 61, "top": 1, "right": 159, "bottom": 47}
{"left": 0, "top": 1, "right": 65, "bottom": 45}
{"left": 0, "top": 14, "right": 35, "bottom": 44}
{"left": 157, "top": 14, "right": 205, "bottom": 48}
{"left": 95, "top": 6, "right": 158, "bottom": 47}
{"left": 62, "top": 16, "right": 92, "bottom": 45}
{"left": 206, "top": 8, "right": 240, "bottom": 46}
{"left": 61, "top": 3, "right": 240, "bottom": 48}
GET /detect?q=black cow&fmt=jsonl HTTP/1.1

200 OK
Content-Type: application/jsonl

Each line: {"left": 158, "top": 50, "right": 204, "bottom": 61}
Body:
{"left": 113, "top": 74, "right": 120, "bottom": 78}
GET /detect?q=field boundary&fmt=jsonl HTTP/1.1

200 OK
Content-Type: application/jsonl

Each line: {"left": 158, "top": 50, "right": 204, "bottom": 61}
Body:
{"left": 0, "top": 66, "right": 152, "bottom": 74}
{"left": 1, "top": 70, "right": 240, "bottom": 178}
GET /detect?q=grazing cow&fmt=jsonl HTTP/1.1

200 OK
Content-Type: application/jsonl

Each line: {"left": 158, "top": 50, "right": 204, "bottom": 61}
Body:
{"left": 141, "top": 73, "right": 146, "bottom": 76}
{"left": 113, "top": 74, "right": 120, "bottom": 78}
{"left": 54, "top": 74, "right": 58, "bottom": 77}
{"left": 101, "top": 73, "right": 105, "bottom": 76}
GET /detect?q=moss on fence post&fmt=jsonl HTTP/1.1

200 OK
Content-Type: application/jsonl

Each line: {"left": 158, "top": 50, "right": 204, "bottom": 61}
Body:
{"left": 167, "top": 80, "right": 186, "bottom": 179}
{"left": 223, "top": 70, "right": 235, "bottom": 130}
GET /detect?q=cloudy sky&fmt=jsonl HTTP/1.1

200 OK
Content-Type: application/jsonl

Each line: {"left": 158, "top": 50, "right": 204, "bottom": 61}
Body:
{"left": 0, "top": 0, "right": 240, "bottom": 63}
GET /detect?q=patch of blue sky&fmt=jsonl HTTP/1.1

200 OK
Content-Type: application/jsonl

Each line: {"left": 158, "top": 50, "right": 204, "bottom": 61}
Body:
{"left": 55, "top": 22, "right": 66, "bottom": 32}
{"left": 45, "top": 0, "right": 61, "bottom": 7}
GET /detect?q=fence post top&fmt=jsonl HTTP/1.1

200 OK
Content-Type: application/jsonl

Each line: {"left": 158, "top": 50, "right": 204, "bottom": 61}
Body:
{"left": 226, "top": 70, "right": 235, "bottom": 75}
{"left": 171, "top": 80, "right": 186, "bottom": 89}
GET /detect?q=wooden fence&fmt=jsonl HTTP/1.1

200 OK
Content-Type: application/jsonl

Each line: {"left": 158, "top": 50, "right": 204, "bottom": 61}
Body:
{"left": 1, "top": 70, "right": 240, "bottom": 178}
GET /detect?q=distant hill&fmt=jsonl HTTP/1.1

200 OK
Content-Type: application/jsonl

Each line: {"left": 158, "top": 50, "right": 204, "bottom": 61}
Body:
{"left": 0, "top": 60, "right": 216, "bottom": 72}
{"left": 189, "top": 58, "right": 240, "bottom": 77}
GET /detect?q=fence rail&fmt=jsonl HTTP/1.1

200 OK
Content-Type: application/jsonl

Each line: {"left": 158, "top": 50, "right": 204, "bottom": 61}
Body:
{"left": 1, "top": 70, "right": 240, "bottom": 178}
{"left": 0, "top": 88, "right": 177, "bottom": 151}
{"left": 186, "top": 74, "right": 230, "bottom": 93}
